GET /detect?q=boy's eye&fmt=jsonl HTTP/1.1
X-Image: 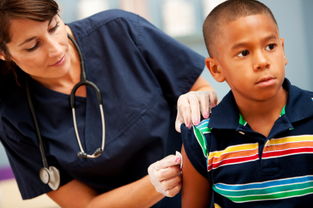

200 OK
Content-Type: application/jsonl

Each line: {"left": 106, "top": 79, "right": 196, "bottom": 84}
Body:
{"left": 266, "top": 43, "right": 276, "bottom": 51}
{"left": 238, "top": 50, "right": 249, "bottom": 57}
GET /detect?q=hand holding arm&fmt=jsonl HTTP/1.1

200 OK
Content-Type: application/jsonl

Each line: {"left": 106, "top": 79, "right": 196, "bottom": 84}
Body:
{"left": 175, "top": 76, "right": 217, "bottom": 132}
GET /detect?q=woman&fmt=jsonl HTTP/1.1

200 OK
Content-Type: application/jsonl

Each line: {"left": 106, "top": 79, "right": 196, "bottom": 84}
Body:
{"left": 0, "top": 0, "right": 216, "bottom": 207}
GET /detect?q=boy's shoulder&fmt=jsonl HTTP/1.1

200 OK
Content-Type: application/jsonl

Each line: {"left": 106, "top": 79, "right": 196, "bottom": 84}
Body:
{"left": 191, "top": 119, "right": 212, "bottom": 157}
{"left": 285, "top": 80, "right": 313, "bottom": 122}
{"left": 181, "top": 118, "right": 212, "bottom": 159}
{"left": 194, "top": 119, "right": 212, "bottom": 134}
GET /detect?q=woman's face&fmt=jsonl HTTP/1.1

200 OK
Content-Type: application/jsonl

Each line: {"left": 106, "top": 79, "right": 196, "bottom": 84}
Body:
{"left": 2, "top": 15, "right": 72, "bottom": 82}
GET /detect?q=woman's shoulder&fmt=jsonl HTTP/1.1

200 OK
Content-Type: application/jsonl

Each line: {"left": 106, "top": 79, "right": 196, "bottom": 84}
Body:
{"left": 68, "top": 9, "right": 140, "bottom": 38}
{"left": 0, "top": 74, "right": 18, "bottom": 100}
{"left": 88, "top": 9, "right": 139, "bottom": 22}
{"left": 0, "top": 75, "right": 29, "bottom": 134}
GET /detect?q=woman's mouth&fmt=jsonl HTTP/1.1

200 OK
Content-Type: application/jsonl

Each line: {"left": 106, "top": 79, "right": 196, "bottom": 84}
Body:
{"left": 49, "top": 55, "right": 65, "bottom": 67}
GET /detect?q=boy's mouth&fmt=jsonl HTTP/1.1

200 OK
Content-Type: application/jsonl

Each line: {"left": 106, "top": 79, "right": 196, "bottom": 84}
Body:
{"left": 255, "top": 76, "right": 276, "bottom": 86}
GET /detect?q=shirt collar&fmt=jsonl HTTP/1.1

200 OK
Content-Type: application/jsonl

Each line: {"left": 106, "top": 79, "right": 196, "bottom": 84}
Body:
{"left": 284, "top": 78, "right": 313, "bottom": 122}
{"left": 208, "top": 79, "right": 313, "bottom": 130}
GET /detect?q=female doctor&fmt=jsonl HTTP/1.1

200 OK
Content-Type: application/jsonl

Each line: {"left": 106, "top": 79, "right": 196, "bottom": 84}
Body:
{"left": 0, "top": 0, "right": 217, "bottom": 207}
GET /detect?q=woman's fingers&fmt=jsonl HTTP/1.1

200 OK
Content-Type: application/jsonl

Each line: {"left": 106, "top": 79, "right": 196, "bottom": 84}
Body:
{"left": 175, "top": 91, "right": 218, "bottom": 132}
{"left": 148, "top": 154, "right": 182, "bottom": 197}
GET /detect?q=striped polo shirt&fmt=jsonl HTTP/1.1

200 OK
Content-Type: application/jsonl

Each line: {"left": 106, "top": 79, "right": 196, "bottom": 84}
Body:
{"left": 182, "top": 79, "right": 313, "bottom": 208}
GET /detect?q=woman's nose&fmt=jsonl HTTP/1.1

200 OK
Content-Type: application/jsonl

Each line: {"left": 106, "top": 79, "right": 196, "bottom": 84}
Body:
{"left": 47, "top": 37, "right": 62, "bottom": 57}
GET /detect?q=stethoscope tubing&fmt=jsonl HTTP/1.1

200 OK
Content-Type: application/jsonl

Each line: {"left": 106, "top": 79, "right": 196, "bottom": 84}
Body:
{"left": 26, "top": 77, "right": 61, "bottom": 190}
{"left": 26, "top": 77, "right": 49, "bottom": 169}
{"left": 25, "top": 34, "right": 107, "bottom": 190}
{"left": 68, "top": 34, "right": 106, "bottom": 159}
{"left": 70, "top": 80, "right": 106, "bottom": 158}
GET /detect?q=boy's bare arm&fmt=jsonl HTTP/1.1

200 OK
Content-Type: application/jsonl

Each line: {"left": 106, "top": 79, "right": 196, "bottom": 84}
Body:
{"left": 181, "top": 145, "right": 211, "bottom": 208}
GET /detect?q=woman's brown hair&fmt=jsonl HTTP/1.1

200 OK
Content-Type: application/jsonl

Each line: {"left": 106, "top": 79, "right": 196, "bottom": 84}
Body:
{"left": 0, "top": 0, "right": 59, "bottom": 78}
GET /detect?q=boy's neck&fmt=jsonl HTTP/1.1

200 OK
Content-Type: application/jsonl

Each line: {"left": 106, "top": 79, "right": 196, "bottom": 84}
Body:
{"left": 235, "top": 88, "right": 287, "bottom": 137}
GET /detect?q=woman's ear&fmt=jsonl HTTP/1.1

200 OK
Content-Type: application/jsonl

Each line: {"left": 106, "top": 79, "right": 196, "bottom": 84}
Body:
{"left": 205, "top": 57, "right": 225, "bottom": 82}
{"left": 0, "top": 52, "right": 5, "bottom": 61}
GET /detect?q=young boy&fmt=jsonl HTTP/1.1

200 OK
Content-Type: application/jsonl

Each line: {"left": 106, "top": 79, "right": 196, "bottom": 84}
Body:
{"left": 181, "top": 0, "right": 313, "bottom": 207}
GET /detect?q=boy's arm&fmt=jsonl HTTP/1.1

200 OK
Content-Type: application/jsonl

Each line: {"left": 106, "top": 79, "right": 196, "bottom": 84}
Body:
{"left": 181, "top": 145, "right": 211, "bottom": 208}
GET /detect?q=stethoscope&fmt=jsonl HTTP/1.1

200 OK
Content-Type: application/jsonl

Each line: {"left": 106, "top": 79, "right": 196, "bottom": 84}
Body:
{"left": 25, "top": 35, "right": 106, "bottom": 190}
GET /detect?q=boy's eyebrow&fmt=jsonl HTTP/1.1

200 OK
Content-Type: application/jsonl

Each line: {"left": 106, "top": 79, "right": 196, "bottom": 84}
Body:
{"left": 231, "top": 34, "right": 278, "bottom": 50}
{"left": 18, "top": 18, "right": 54, "bottom": 47}
{"left": 231, "top": 42, "right": 248, "bottom": 51}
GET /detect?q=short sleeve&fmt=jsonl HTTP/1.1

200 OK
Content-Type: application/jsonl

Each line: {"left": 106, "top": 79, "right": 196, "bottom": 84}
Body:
{"left": 181, "top": 124, "right": 208, "bottom": 178}
{"left": 133, "top": 15, "right": 205, "bottom": 104}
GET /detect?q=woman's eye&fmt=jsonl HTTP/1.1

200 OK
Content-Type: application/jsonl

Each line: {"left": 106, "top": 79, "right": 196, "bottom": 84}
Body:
{"left": 25, "top": 42, "right": 39, "bottom": 52}
{"left": 49, "top": 22, "right": 59, "bottom": 33}
{"left": 266, "top": 43, "right": 276, "bottom": 51}
{"left": 238, "top": 50, "right": 249, "bottom": 57}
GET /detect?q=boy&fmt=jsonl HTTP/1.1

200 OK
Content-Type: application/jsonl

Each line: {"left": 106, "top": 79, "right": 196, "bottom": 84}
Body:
{"left": 181, "top": 0, "right": 313, "bottom": 207}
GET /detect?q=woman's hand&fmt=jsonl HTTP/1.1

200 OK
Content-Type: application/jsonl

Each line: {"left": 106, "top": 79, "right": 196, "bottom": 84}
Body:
{"left": 147, "top": 78, "right": 217, "bottom": 198}
{"left": 147, "top": 153, "right": 182, "bottom": 197}
{"left": 175, "top": 90, "right": 217, "bottom": 132}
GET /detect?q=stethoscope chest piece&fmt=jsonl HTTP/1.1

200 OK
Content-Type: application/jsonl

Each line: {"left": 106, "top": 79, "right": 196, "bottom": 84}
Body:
{"left": 39, "top": 166, "right": 60, "bottom": 190}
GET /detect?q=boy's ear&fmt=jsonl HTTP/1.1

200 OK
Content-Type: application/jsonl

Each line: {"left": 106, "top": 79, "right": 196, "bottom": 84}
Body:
{"left": 280, "top": 38, "right": 288, "bottom": 66}
{"left": 205, "top": 57, "right": 225, "bottom": 82}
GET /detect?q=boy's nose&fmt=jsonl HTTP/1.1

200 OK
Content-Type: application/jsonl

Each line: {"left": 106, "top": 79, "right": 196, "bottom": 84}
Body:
{"left": 253, "top": 51, "right": 270, "bottom": 71}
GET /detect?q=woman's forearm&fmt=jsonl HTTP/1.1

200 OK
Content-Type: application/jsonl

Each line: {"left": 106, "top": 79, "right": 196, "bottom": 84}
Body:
{"left": 48, "top": 175, "right": 164, "bottom": 208}
{"left": 88, "top": 175, "right": 164, "bottom": 208}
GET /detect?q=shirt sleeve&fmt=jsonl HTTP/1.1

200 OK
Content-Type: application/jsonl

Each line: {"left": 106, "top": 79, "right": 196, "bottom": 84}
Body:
{"left": 181, "top": 124, "right": 208, "bottom": 178}
{"left": 0, "top": 77, "right": 52, "bottom": 199}
{"left": 132, "top": 14, "right": 205, "bottom": 104}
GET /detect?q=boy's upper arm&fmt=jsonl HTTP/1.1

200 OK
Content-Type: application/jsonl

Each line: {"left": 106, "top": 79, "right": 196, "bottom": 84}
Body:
{"left": 181, "top": 145, "right": 211, "bottom": 208}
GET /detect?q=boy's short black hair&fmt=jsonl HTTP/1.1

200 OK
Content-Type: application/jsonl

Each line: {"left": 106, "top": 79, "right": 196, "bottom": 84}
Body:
{"left": 203, "top": 0, "right": 277, "bottom": 57}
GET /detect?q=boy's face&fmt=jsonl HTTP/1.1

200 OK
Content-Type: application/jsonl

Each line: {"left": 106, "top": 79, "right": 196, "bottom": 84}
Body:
{"left": 207, "top": 14, "right": 287, "bottom": 103}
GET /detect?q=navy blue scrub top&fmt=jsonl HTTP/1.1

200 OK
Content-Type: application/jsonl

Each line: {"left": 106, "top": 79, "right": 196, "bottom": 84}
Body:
{"left": 0, "top": 9, "right": 204, "bottom": 207}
